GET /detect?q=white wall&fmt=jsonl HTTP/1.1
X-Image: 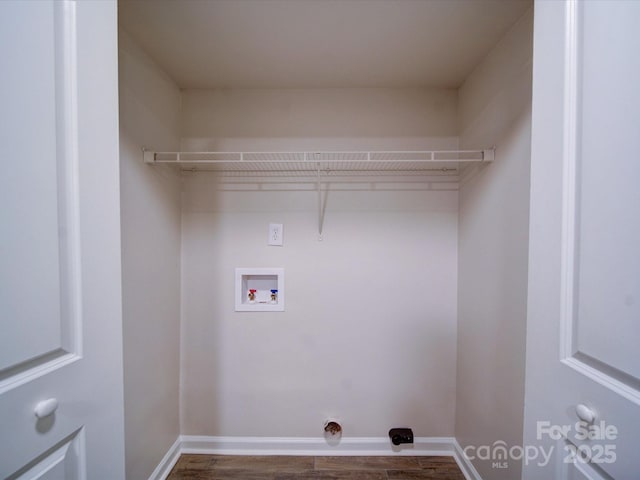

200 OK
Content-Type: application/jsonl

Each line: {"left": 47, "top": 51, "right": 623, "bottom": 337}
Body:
{"left": 181, "top": 87, "right": 458, "bottom": 151}
{"left": 118, "top": 11, "right": 536, "bottom": 466}
{"left": 179, "top": 88, "right": 460, "bottom": 437}
{"left": 455, "top": 8, "right": 532, "bottom": 479}
{"left": 118, "top": 30, "right": 182, "bottom": 479}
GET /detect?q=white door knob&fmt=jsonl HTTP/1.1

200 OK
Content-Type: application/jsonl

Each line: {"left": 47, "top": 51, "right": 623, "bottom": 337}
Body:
{"left": 34, "top": 398, "right": 58, "bottom": 418}
{"left": 575, "top": 403, "right": 596, "bottom": 424}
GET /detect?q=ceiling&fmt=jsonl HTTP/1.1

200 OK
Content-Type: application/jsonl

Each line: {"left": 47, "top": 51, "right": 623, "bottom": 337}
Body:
{"left": 119, "top": 0, "right": 531, "bottom": 90}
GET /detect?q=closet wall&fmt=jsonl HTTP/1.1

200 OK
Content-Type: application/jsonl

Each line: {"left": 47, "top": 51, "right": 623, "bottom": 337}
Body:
{"left": 179, "top": 88, "right": 460, "bottom": 436}
{"left": 455, "top": 9, "right": 532, "bottom": 479}
{"left": 118, "top": 6, "right": 532, "bottom": 478}
{"left": 119, "top": 31, "right": 182, "bottom": 480}
{"left": 180, "top": 88, "right": 458, "bottom": 151}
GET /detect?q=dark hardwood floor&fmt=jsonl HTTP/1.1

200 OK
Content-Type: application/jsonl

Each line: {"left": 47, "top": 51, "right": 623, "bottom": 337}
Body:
{"left": 167, "top": 454, "right": 466, "bottom": 479}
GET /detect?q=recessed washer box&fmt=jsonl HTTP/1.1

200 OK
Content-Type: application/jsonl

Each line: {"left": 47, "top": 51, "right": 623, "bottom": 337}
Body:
{"left": 235, "top": 268, "right": 285, "bottom": 312}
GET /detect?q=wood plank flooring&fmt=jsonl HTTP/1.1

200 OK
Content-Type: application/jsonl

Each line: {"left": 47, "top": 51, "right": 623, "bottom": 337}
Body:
{"left": 167, "top": 454, "right": 466, "bottom": 479}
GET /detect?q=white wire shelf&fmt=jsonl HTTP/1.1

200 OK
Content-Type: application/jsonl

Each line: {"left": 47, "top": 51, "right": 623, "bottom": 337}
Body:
{"left": 143, "top": 149, "right": 494, "bottom": 175}
{"left": 143, "top": 148, "right": 494, "bottom": 241}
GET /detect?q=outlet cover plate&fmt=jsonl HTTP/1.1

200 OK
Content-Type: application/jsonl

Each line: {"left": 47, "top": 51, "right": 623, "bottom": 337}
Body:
{"left": 268, "top": 223, "right": 283, "bottom": 246}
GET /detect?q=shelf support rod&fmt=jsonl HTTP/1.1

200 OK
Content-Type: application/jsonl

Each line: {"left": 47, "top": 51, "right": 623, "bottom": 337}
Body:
{"left": 317, "top": 163, "right": 323, "bottom": 241}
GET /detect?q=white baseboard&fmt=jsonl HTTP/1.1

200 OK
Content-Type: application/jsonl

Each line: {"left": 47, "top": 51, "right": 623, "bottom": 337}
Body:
{"left": 150, "top": 435, "right": 481, "bottom": 480}
{"left": 452, "top": 439, "right": 483, "bottom": 480}
{"left": 147, "top": 436, "right": 181, "bottom": 480}
{"left": 180, "top": 435, "right": 457, "bottom": 456}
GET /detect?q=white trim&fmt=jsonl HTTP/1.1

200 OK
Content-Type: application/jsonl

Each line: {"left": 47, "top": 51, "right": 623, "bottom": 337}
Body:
{"left": 452, "top": 439, "right": 483, "bottom": 480}
{"left": 148, "top": 437, "right": 181, "bottom": 480}
{"left": 559, "top": 0, "right": 579, "bottom": 362}
{"left": 150, "top": 435, "right": 480, "bottom": 480}
{"left": 55, "top": 0, "right": 83, "bottom": 361}
{"left": 562, "top": 357, "right": 640, "bottom": 406}
{"left": 180, "top": 435, "right": 455, "bottom": 456}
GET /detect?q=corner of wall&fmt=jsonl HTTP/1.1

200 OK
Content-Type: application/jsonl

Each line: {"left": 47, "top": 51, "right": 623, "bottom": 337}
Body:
{"left": 119, "top": 27, "right": 183, "bottom": 480}
{"left": 454, "top": 6, "right": 533, "bottom": 479}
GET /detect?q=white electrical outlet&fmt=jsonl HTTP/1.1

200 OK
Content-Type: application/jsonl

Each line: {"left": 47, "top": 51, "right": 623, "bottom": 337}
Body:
{"left": 268, "top": 223, "right": 283, "bottom": 246}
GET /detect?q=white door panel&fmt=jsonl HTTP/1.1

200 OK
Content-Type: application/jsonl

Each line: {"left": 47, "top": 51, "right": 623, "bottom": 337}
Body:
{"left": 0, "top": 0, "right": 69, "bottom": 375}
{"left": 563, "top": 447, "right": 611, "bottom": 480}
{"left": 572, "top": 0, "right": 640, "bottom": 381}
{"left": 0, "top": 1, "right": 124, "bottom": 478}
{"left": 525, "top": 1, "right": 640, "bottom": 479}
{"left": 11, "top": 429, "right": 84, "bottom": 480}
